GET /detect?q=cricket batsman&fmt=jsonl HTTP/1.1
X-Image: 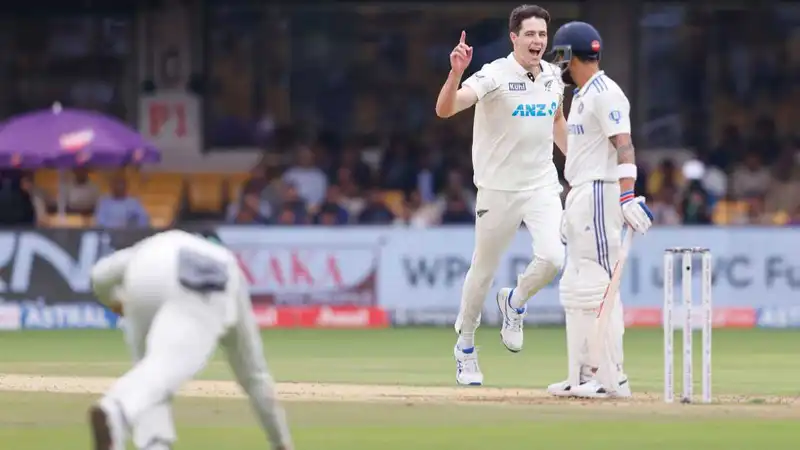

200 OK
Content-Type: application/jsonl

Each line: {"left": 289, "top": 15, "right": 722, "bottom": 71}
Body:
{"left": 544, "top": 22, "right": 653, "bottom": 398}
{"left": 87, "top": 229, "right": 293, "bottom": 450}
{"left": 435, "top": 4, "right": 568, "bottom": 385}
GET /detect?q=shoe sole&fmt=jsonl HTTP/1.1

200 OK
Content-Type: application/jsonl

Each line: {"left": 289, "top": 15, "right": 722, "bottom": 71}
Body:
{"left": 547, "top": 388, "right": 574, "bottom": 397}
{"left": 495, "top": 291, "right": 522, "bottom": 353}
{"left": 571, "top": 387, "right": 632, "bottom": 399}
{"left": 89, "top": 405, "right": 112, "bottom": 450}
{"left": 571, "top": 392, "right": 610, "bottom": 399}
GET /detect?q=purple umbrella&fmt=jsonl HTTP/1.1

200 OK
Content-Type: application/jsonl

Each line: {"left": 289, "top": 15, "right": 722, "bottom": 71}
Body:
{"left": 0, "top": 104, "right": 161, "bottom": 168}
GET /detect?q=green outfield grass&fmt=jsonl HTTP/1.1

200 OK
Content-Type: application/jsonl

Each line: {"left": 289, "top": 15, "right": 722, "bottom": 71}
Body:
{"left": 0, "top": 328, "right": 798, "bottom": 449}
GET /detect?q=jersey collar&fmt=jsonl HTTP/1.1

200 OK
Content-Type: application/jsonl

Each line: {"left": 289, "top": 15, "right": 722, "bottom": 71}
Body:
{"left": 506, "top": 53, "right": 543, "bottom": 79}
{"left": 575, "top": 70, "right": 606, "bottom": 97}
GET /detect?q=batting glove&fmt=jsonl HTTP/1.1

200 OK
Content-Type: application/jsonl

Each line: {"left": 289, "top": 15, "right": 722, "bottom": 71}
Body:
{"left": 620, "top": 191, "right": 653, "bottom": 234}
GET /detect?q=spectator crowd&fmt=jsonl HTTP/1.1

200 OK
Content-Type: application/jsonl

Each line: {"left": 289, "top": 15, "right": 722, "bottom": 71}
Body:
{"left": 1, "top": 114, "right": 798, "bottom": 229}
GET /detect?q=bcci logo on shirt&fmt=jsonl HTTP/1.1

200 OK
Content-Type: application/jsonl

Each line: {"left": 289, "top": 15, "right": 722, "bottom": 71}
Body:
{"left": 512, "top": 102, "right": 558, "bottom": 117}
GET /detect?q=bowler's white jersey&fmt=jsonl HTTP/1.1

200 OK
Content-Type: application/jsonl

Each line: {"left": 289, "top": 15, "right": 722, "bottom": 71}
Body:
{"left": 564, "top": 71, "right": 631, "bottom": 186}
{"left": 462, "top": 54, "right": 564, "bottom": 191}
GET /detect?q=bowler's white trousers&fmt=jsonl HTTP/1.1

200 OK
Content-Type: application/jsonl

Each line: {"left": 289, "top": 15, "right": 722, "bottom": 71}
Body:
{"left": 455, "top": 183, "right": 565, "bottom": 334}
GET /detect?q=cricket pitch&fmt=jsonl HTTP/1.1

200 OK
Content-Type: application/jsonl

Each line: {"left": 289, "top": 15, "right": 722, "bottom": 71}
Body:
{"left": 1, "top": 373, "right": 797, "bottom": 415}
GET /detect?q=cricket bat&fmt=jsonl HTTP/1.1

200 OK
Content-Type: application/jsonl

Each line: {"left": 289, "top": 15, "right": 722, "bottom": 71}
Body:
{"left": 589, "top": 225, "right": 634, "bottom": 393}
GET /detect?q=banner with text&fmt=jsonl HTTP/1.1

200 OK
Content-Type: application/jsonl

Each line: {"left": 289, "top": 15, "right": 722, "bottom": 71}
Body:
{"left": 217, "top": 226, "right": 800, "bottom": 317}
{"left": 0, "top": 229, "right": 157, "bottom": 305}
{"left": 0, "top": 227, "right": 798, "bottom": 329}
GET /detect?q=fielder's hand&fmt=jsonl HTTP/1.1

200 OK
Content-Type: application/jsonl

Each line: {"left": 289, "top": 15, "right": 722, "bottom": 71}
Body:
{"left": 620, "top": 191, "right": 653, "bottom": 234}
{"left": 450, "top": 31, "right": 473, "bottom": 76}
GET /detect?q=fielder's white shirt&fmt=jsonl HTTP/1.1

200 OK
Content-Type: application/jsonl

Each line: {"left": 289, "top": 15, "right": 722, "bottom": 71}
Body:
{"left": 462, "top": 54, "right": 564, "bottom": 191}
{"left": 564, "top": 71, "right": 631, "bottom": 187}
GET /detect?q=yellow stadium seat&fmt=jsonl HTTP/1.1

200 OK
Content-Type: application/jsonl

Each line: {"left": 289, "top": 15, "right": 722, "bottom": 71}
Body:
{"left": 88, "top": 171, "right": 111, "bottom": 193}
{"left": 186, "top": 173, "right": 225, "bottom": 213}
{"left": 139, "top": 173, "right": 184, "bottom": 199}
{"left": 383, "top": 190, "right": 406, "bottom": 217}
{"left": 34, "top": 169, "right": 60, "bottom": 198}
{"left": 143, "top": 201, "right": 177, "bottom": 229}
{"left": 46, "top": 214, "right": 90, "bottom": 228}
{"left": 226, "top": 172, "right": 251, "bottom": 203}
{"left": 712, "top": 200, "right": 747, "bottom": 225}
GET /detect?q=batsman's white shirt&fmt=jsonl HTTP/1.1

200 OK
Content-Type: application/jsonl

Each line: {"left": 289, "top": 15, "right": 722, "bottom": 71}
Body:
{"left": 564, "top": 70, "right": 631, "bottom": 186}
{"left": 462, "top": 54, "right": 564, "bottom": 191}
{"left": 561, "top": 70, "right": 629, "bottom": 302}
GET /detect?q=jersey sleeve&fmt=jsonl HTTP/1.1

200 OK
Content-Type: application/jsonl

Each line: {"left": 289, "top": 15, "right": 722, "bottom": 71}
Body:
{"left": 593, "top": 89, "right": 631, "bottom": 137}
{"left": 461, "top": 63, "right": 500, "bottom": 100}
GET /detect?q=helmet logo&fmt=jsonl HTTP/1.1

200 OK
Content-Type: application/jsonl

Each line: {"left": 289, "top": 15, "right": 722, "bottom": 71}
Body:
{"left": 591, "top": 40, "right": 600, "bottom": 52}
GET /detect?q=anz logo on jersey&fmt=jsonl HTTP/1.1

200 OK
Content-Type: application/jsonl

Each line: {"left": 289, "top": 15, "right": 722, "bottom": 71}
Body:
{"left": 511, "top": 102, "right": 558, "bottom": 117}
{"left": 568, "top": 124, "right": 585, "bottom": 135}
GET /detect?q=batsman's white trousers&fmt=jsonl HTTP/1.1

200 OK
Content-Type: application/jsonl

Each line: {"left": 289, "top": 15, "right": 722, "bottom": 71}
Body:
{"left": 100, "top": 239, "right": 288, "bottom": 449}
{"left": 455, "top": 184, "right": 565, "bottom": 334}
{"left": 559, "top": 181, "right": 625, "bottom": 386}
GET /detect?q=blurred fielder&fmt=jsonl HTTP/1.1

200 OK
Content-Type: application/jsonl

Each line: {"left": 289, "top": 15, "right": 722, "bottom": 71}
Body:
{"left": 435, "top": 4, "right": 568, "bottom": 385}
{"left": 87, "top": 229, "right": 293, "bottom": 450}
{"left": 545, "top": 22, "right": 653, "bottom": 398}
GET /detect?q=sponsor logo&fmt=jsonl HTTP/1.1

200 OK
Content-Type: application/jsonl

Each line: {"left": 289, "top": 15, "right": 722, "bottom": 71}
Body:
{"left": 252, "top": 306, "right": 388, "bottom": 329}
{"left": 757, "top": 307, "right": 800, "bottom": 328}
{"left": 20, "top": 302, "right": 119, "bottom": 329}
{"left": 0, "top": 229, "right": 155, "bottom": 304}
{"left": 221, "top": 234, "right": 381, "bottom": 306}
{"left": 508, "top": 82, "right": 526, "bottom": 91}
{"left": 512, "top": 102, "right": 558, "bottom": 117}
{"left": 59, "top": 129, "right": 95, "bottom": 151}
{"left": 567, "top": 124, "right": 585, "bottom": 135}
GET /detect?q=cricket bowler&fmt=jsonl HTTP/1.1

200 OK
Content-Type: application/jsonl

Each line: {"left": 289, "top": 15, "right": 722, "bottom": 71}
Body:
{"left": 435, "top": 4, "right": 569, "bottom": 386}
{"left": 545, "top": 21, "right": 653, "bottom": 398}
{"left": 87, "top": 229, "right": 293, "bottom": 450}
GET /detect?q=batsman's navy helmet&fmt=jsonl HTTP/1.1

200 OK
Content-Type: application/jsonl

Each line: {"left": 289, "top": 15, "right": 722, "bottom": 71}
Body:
{"left": 549, "top": 21, "right": 602, "bottom": 66}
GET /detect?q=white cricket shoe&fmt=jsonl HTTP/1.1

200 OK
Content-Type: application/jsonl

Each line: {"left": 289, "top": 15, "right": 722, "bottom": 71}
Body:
{"left": 547, "top": 379, "right": 585, "bottom": 397}
{"left": 496, "top": 288, "right": 526, "bottom": 352}
{"left": 569, "top": 377, "right": 632, "bottom": 399}
{"left": 547, "top": 366, "right": 595, "bottom": 396}
{"left": 453, "top": 345, "right": 483, "bottom": 386}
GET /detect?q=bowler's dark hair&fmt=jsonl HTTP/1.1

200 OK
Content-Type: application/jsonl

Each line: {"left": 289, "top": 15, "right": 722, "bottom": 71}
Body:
{"left": 509, "top": 4, "right": 551, "bottom": 34}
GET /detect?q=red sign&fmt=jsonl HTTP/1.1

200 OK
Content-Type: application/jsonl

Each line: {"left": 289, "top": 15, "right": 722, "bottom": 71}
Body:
{"left": 625, "top": 307, "right": 756, "bottom": 328}
{"left": 147, "top": 101, "right": 187, "bottom": 138}
{"left": 138, "top": 91, "right": 201, "bottom": 152}
{"left": 252, "top": 306, "right": 388, "bottom": 329}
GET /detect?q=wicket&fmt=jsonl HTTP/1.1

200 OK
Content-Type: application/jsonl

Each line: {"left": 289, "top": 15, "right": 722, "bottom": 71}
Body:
{"left": 663, "top": 247, "right": 712, "bottom": 404}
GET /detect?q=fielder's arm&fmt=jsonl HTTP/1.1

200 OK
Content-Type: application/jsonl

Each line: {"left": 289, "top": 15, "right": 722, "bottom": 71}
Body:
{"left": 90, "top": 247, "right": 135, "bottom": 311}
{"left": 610, "top": 133, "right": 635, "bottom": 193}
{"left": 553, "top": 106, "right": 568, "bottom": 155}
